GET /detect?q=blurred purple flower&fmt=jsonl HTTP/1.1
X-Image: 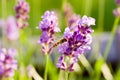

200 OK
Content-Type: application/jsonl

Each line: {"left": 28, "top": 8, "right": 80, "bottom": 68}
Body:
{"left": 38, "top": 11, "right": 60, "bottom": 54}
{"left": 113, "top": 0, "right": 120, "bottom": 16}
{"left": 15, "top": 0, "right": 30, "bottom": 28}
{"left": 68, "top": 14, "right": 80, "bottom": 29}
{"left": 115, "top": 0, "right": 120, "bottom": 6}
{"left": 113, "top": 7, "right": 120, "bottom": 17}
{"left": 0, "top": 48, "right": 17, "bottom": 78}
{"left": 57, "top": 15, "right": 95, "bottom": 71}
{"left": 6, "top": 16, "right": 19, "bottom": 41}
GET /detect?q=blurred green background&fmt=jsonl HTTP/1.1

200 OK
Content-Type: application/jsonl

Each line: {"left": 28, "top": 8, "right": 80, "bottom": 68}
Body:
{"left": 0, "top": 0, "right": 117, "bottom": 34}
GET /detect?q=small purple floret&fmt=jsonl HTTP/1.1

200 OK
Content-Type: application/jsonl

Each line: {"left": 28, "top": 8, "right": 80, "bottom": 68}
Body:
{"left": 0, "top": 48, "right": 17, "bottom": 78}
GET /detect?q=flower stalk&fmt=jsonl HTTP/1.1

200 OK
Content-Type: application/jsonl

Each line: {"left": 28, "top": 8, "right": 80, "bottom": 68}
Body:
{"left": 44, "top": 54, "right": 49, "bottom": 80}
{"left": 65, "top": 71, "right": 69, "bottom": 80}
{"left": 104, "top": 17, "right": 119, "bottom": 60}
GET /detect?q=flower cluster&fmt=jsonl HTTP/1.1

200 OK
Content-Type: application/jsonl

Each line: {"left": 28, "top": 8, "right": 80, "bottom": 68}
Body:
{"left": 6, "top": 16, "right": 19, "bottom": 41}
{"left": 15, "top": 0, "right": 30, "bottom": 28}
{"left": 38, "top": 11, "right": 60, "bottom": 54}
{"left": 0, "top": 48, "right": 17, "bottom": 78}
{"left": 57, "top": 16, "right": 95, "bottom": 71}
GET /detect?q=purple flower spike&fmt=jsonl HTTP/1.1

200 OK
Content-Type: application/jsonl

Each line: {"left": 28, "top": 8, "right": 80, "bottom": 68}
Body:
{"left": 38, "top": 11, "right": 60, "bottom": 44}
{"left": 15, "top": 0, "right": 30, "bottom": 28}
{"left": 0, "top": 48, "right": 17, "bottom": 78}
{"left": 57, "top": 15, "right": 95, "bottom": 71}
{"left": 6, "top": 16, "right": 19, "bottom": 41}
{"left": 38, "top": 11, "right": 60, "bottom": 54}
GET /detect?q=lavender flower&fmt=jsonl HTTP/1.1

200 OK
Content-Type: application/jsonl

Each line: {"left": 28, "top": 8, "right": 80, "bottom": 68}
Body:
{"left": 0, "top": 48, "right": 17, "bottom": 78}
{"left": 57, "top": 15, "right": 95, "bottom": 71}
{"left": 6, "top": 16, "right": 19, "bottom": 41}
{"left": 38, "top": 11, "right": 60, "bottom": 54}
{"left": 15, "top": 0, "right": 30, "bottom": 28}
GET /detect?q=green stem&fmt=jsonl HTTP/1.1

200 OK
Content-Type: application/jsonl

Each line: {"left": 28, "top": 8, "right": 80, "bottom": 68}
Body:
{"left": 44, "top": 54, "right": 49, "bottom": 80}
{"left": 65, "top": 71, "right": 69, "bottom": 80}
{"left": 104, "top": 17, "right": 119, "bottom": 60}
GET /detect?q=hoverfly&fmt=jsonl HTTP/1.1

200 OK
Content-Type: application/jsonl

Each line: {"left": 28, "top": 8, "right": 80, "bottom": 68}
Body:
{"left": 53, "top": 38, "right": 67, "bottom": 47}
